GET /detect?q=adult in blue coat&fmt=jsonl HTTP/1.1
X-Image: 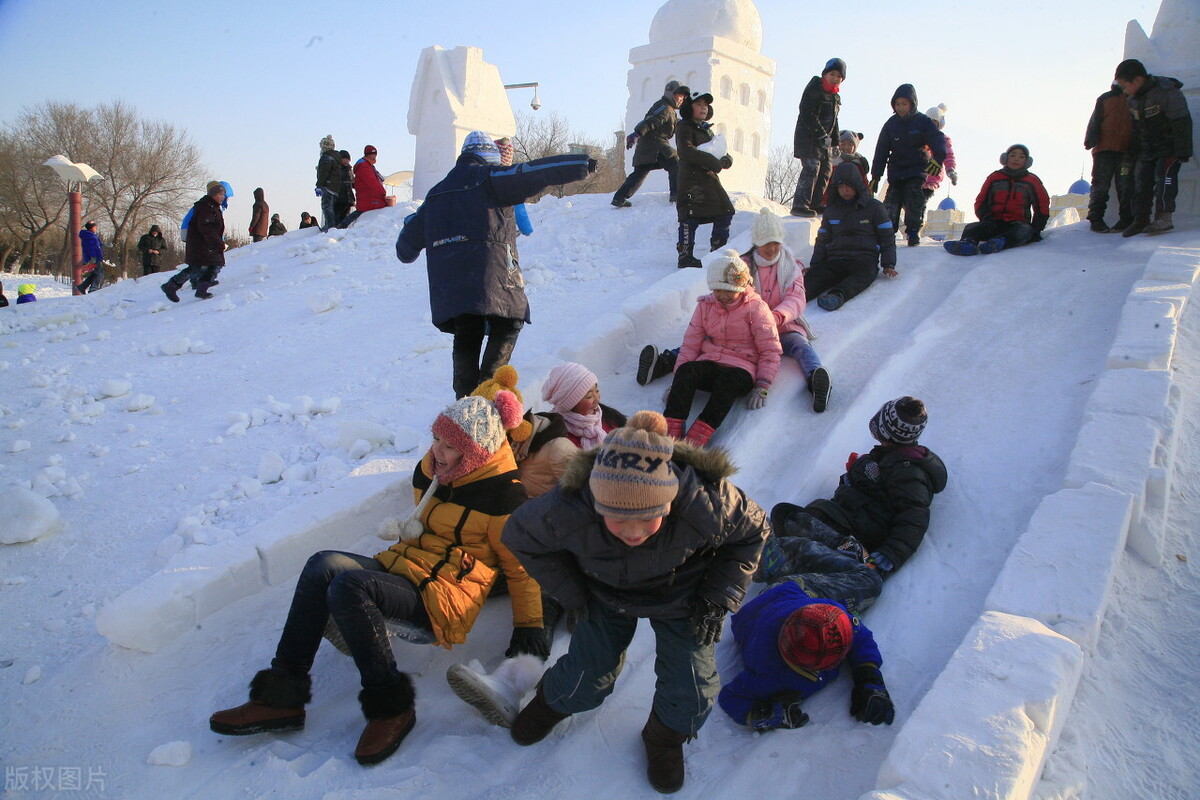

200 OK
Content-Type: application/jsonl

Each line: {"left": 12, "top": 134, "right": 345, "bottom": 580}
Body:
{"left": 871, "top": 84, "right": 946, "bottom": 246}
{"left": 718, "top": 582, "right": 894, "bottom": 730}
{"left": 76, "top": 222, "right": 105, "bottom": 293}
{"left": 395, "top": 131, "right": 595, "bottom": 398}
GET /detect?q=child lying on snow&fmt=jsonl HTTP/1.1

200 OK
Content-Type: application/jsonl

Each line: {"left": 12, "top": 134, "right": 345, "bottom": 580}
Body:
{"left": 769, "top": 396, "right": 947, "bottom": 580}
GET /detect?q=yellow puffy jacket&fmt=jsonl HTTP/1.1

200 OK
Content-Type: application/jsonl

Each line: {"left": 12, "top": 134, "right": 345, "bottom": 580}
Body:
{"left": 374, "top": 445, "right": 540, "bottom": 648}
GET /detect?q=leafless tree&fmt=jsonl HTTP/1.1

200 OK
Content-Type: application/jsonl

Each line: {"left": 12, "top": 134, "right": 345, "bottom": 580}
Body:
{"left": 764, "top": 144, "right": 801, "bottom": 206}
{"left": 511, "top": 112, "right": 622, "bottom": 199}
{"left": 0, "top": 130, "right": 70, "bottom": 275}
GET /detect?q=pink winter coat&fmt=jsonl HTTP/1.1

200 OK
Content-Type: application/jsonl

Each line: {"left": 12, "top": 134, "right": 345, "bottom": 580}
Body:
{"left": 923, "top": 134, "right": 956, "bottom": 192}
{"left": 678, "top": 287, "right": 782, "bottom": 388}
{"left": 741, "top": 251, "right": 808, "bottom": 336}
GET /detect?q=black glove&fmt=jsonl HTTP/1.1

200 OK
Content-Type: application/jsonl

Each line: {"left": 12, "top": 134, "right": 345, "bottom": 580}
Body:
{"left": 689, "top": 598, "right": 727, "bottom": 646}
{"left": 749, "top": 693, "right": 809, "bottom": 731}
{"left": 850, "top": 665, "right": 895, "bottom": 725}
{"left": 719, "top": 154, "right": 733, "bottom": 169}
{"left": 868, "top": 177, "right": 880, "bottom": 194}
{"left": 587, "top": 158, "right": 598, "bottom": 173}
{"left": 566, "top": 603, "right": 588, "bottom": 632}
{"left": 505, "top": 626, "right": 551, "bottom": 660}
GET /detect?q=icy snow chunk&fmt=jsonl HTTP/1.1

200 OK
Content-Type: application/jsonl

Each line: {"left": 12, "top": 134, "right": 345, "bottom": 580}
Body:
{"left": 7, "top": 417, "right": 26, "bottom": 430}
{"left": 95, "top": 329, "right": 110, "bottom": 341}
{"left": 348, "top": 439, "right": 373, "bottom": 460}
{"left": 75, "top": 344, "right": 91, "bottom": 355}
{"left": 22, "top": 665, "right": 42, "bottom": 685}
{"left": 392, "top": 426, "right": 423, "bottom": 454}
{"left": 9, "top": 440, "right": 30, "bottom": 453}
{"left": 264, "top": 395, "right": 291, "bottom": 416}
{"left": 258, "top": 451, "right": 285, "bottom": 484}
{"left": 98, "top": 379, "right": 131, "bottom": 398}
{"left": 125, "top": 394, "right": 156, "bottom": 412}
{"left": 337, "top": 421, "right": 394, "bottom": 451}
{"left": 225, "top": 412, "right": 250, "bottom": 436}
{"left": 190, "top": 341, "right": 213, "bottom": 354}
{"left": 281, "top": 463, "right": 312, "bottom": 483}
{"left": 159, "top": 337, "right": 192, "bottom": 356}
{"left": 212, "top": 296, "right": 236, "bottom": 312}
{"left": 147, "top": 741, "right": 192, "bottom": 767}
{"left": 311, "top": 396, "right": 341, "bottom": 415}
{"left": 0, "top": 487, "right": 60, "bottom": 543}
{"left": 307, "top": 290, "right": 342, "bottom": 314}
{"left": 234, "top": 478, "right": 263, "bottom": 499}
{"left": 290, "top": 396, "right": 314, "bottom": 416}
{"left": 315, "top": 455, "right": 348, "bottom": 483}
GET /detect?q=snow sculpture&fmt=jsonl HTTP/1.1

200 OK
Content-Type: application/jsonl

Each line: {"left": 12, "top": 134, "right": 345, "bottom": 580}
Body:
{"left": 1124, "top": 0, "right": 1200, "bottom": 209}
{"left": 408, "top": 46, "right": 516, "bottom": 200}
{"left": 624, "top": 0, "right": 775, "bottom": 196}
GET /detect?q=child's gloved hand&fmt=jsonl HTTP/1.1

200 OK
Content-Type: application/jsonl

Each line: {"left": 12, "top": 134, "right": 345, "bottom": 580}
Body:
{"left": 625, "top": 132, "right": 639, "bottom": 150}
{"left": 747, "top": 387, "right": 769, "bottom": 410}
{"left": 314, "top": 188, "right": 323, "bottom": 197}
{"left": 868, "top": 177, "right": 880, "bottom": 194}
{"left": 923, "top": 159, "right": 942, "bottom": 176}
{"left": 947, "top": 167, "right": 958, "bottom": 185}
{"left": 749, "top": 693, "right": 809, "bottom": 731}
{"left": 867, "top": 551, "right": 894, "bottom": 578}
{"left": 689, "top": 598, "right": 727, "bottom": 646}
{"left": 720, "top": 154, "right": 734, "bottom": 169}
{"left": 850, "top": 665, "right": 895, "bottom": 725}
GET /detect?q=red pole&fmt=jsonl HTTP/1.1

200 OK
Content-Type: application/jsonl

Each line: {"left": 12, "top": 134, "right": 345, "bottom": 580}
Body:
{"left": 69, "top": 188, "right": 83, "bottom": 294}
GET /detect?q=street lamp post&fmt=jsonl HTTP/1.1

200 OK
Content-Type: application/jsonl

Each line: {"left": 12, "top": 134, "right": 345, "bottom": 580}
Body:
{"left": 42, "top": 155, "right": 102, "bottom": 295}
{"left": 504, "top": 82, "right": 541, "bottom": 111}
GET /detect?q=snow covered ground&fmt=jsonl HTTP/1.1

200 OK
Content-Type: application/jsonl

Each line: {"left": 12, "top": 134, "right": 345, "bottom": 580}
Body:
{"left": 1, "top": 193, "right": 1198, "bottom": 800}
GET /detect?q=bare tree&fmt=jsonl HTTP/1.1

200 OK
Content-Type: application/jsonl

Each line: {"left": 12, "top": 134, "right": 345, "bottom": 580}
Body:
{"left": 764, "top": 144, "right": 801, "bottom": 206}
{"left": 0, "top": 130, "right": 70, "bottom": 275}
{"left": 511, "top": 112, "right": 621, "bottom": 199}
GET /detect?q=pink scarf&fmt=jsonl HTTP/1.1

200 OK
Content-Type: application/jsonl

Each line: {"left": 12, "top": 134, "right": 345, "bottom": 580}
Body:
{"left": 561, "top": 408, "right": 605, "bottom": 449}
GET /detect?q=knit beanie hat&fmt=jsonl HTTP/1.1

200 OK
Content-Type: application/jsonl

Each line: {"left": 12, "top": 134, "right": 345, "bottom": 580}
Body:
{"left": 206, "top": 180, "right": 225, "bottom": 195}
{"left": 494, "top": 138, "right": 515, "bottom": 167}
{"left": 542, "top": 362, "right": 599, "bottom": 415}
{"left": 471, "top": 364, "right": 532, "bottom": 443}
{"left": 17, "top": 283, "right": 35, "bottom": 295}
{"left": 430, "top": 391, "right": 523, "bottom": 482}
{"left": 462, "top": 131, "right": 501, "bottom": 165}
{"left": 925, "top": 103, "right": 947, "bottom": 129}
{"left": 338, "top": 149, "right": 351, "bottom": 160}
{"left": 823, "top": 57, "right": 847, "bottom": 79}
{"left": 589, "top": 411, "right": 679, "bottom": 520}
{"left": 869, "top": 396, "right": 928, "bottom": 444}
{"left": 320, "top": 134, "right": 336, "bottom": 151}
{"left": 708, "top": 249, "right": 751, "bottom": 293}
{"left": 839, "top": 130, "right": 862, "bottom": 144}
{"left": 751, "top": 208, "right": 786, "bottom": 247}
{"left": 778, "top": 603, "right": 853, "bottom": 672}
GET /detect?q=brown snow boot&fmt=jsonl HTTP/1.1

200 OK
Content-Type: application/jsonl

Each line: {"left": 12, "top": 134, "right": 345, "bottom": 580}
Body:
{"left": 355, "top": 675, "right": 416, "bottom": 765}
{"left": 1143, "top": 211, "right": 1174, "bottom": 235}
{"left": 209, "top": 669, "right": 311, "bottom": 735}
{"left": 641, "top": 711, "right": 689, "bottom": 793}
{"left": 511, "top": 683, "right": 569, "bottom": 746}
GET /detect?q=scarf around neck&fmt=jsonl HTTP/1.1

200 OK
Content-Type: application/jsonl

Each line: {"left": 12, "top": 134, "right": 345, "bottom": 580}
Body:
{"left": 561, "top": 408, "right": 605, "bottom": 449}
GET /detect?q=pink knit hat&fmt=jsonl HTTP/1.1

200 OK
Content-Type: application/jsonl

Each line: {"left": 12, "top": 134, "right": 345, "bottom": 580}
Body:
{"left": 542, "top": 362, "right": 599, "bottom": 414}
{"left": 430, "top": 390, "right": 523, "bottom": 481}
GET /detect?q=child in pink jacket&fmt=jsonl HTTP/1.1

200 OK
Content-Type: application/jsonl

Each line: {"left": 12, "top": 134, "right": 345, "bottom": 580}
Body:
{"left": 663, "top": 250, "right": 782, "bottom": 447}
{"left": 921, "top": 104, "right": 957, "bottom": 198}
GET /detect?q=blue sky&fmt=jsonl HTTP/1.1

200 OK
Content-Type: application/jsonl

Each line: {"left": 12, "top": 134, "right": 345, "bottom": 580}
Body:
{"left": 0, "top": 0, "right": 1164, "bottom": 235}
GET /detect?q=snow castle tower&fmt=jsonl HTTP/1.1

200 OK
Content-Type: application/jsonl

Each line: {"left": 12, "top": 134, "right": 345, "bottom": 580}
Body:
{"left": 624, "top": 0, "right": 775, "bottom": 196}
{"left": 1124, "top": 0, "right": 1200, "bottom": 210}
{"left": 407, "top": 46, "right": 516, "bottom": 200}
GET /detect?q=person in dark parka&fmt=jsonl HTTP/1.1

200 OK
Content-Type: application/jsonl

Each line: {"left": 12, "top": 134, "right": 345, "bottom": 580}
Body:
{"left": 612, "top": 80, "right": 689, "bottom": 208}
{"left": 495, "top": 411, "right": 768, "bottom": 793}
{"left": 806, "top": 161, "right": 897, "bottom": 311}
{"left": 161, "top": 181, "right": 227, "bottom": 302}
{"left": 870, "top": 84, "right": 946, "bottom": 246}
{"left": 771, "top": 396, "right": 947, "bottom": 580}
{"left": 395, "top": 131, "right": 594, "bottom": 398}
{"left": 249, "top": 188, "right": 270, "bottom": 242}
{"left": 1115, "top": 58, "right": 1194, "bottom": 237}
{"left": 335, "top": 150, "right": 356, "bottom": 225}
{"left": 76, "top": 222, "right": 105, "bottom": 293}
{"left": 1084, "top": 82, "right": 1135, "bottom": 233}
{"left": 268, "top": 214, "right": 287, "bottom": 237}
{"left": 944, "top": 144, "right": 1049, "bottom": 256}
{"left": 137, "top": 225, "right": 166, "bottom": 276}
{"left": 315, "top": 134, "right": 340, "bottom": 231}
{"left": 791, "top": 58, "right": 845, "bottom": 217}
{"left": 675, "top": 90, "right": 736, "bottom": 268}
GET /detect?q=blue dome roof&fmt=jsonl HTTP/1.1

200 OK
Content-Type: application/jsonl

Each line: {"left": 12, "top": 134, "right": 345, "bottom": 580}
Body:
{"left": 1069, "top": 178, "right": 1090, "bottom": 195}
{"left": 937, "top": 196, "right": 957, "bottom": 210}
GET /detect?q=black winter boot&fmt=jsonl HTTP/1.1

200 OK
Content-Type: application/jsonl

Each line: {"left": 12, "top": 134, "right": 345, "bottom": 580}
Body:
{"left": 636, "top": 345, "right": 677, "bottom": 385}
{"left": 194, "top": 281, "right": 214, "bottom": 299}
{"left": 161, "top": 282, "right": 181, "bottom": 303}
{"left": 676, "top": 244, "right": 701, "bottom": 269}
{"left": 1122, "top": 217, "right": 1150, "bottom": 237}
{"left": 511, "top": 683, "right": 569, "bottom": 746}
{"left": 355, "top": 674, "right": 416, "bottom": 765}
{"left": 209, "top": 668, "right": 311, "bottom": 735}
{"left": 642, "top": 711, "right": 689, "bottom": 793}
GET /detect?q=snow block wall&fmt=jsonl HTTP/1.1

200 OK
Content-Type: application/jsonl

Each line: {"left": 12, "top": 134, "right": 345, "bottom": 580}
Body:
{"left": 863, "top": 240, "right": 1200, "bottom": 800}
{"left": 97, "top": 462, "right": 413, "bottom": 653}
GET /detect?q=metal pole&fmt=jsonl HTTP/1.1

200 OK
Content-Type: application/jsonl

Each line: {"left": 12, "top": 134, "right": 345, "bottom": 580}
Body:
{"left": 69, "top": 186, "right": 83, "bottom": 294}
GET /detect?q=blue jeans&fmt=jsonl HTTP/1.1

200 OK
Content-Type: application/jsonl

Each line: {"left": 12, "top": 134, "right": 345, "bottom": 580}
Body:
{"left": 78, "top": 259, "right": 104, "bottom": 292}
{"left": 271, "top": 551, "right": 432, "bottom": 689}
{"left": 779, "top": 331, "right": 821, "bottom": 382}
{"left": 541, "top": 597, "right": 719, "bottom": 736}
{"left": 320, "top": 191, "right": 338, "bottom": 232}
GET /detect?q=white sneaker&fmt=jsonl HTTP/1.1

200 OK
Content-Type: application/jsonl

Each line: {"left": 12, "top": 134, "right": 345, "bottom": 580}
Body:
{"left": 446, "top": 663, "right": 521, "bottom": 727}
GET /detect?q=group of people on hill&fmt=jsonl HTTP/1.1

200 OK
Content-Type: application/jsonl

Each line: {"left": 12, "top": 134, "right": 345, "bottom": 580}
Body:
{"left": 315, "top": 134, "right": 390, "bottom": 231}
{"left": 203, "top": 123, "right": 953, "bottom": 793}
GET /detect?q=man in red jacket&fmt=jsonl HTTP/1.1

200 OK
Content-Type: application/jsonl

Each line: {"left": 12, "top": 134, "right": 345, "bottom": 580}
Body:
{"left": 354, "top": 146, "right": 387, "bottom": 211}
{"left": 943, "top": 144, "right": 1049, "bottom": 256}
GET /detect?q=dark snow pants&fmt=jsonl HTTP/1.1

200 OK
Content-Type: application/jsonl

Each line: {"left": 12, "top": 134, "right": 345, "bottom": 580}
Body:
{"left": 77, "top": 259, "right": 105, "bottom": 293}
{"left": 1133, "top": 156, "right": 1184, "bottom": 218}
{"left": 803, "top": 256, "right": 878, "bottom": 305}
{"left": 678, "top": 214, "right": 733, "bottom": 255}
{"left": 613, "top": 153, "right": 679, "bottom": 203}
{"left": 664, "top": 360, "right": 754, "bottom": 429}
{"left": 759, "top": 504, "right": 882, "bottom": 616}
{"left": 1088, "top": 150, "right": 1134, "bottom": 225}
{"left": 540, "top": 596, "right": 719, "bottom": 737}
{"left": 272, "top": 551, "right": 432, "bottom": 690}
{"left": 451, "top": 314, "right": 524, "bottom": 399}
{"left": 960, "top": 219, "right": 1036, "bottom": 249}
{"left": 885, "top": 176, "right": 929, "bottom": 237}
{"left": 791, "top": 149, "right": 833, "bottom": 214}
